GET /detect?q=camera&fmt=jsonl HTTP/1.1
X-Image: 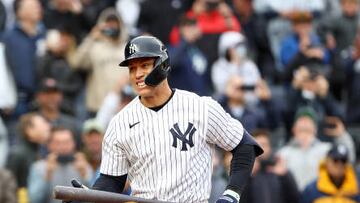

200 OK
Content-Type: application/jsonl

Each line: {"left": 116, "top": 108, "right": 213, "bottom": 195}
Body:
{"left": 238, "top": 85, "right": 256, "bottom": 91}
{"left": 57, "top": 154, "right": 75, "bottom": 164}
{"left": 260, "top": 155, "right": 277, "bottom": 170}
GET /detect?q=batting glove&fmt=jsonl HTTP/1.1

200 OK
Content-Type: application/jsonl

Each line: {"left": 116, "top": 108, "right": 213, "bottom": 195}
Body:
{"left": 215, "top": 189, "right": 240, "bottom": 203}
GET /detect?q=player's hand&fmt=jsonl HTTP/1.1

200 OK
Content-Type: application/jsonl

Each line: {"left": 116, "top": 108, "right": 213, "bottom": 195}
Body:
{"left": 216, "top": 189, "right": 240, "bottom": 203}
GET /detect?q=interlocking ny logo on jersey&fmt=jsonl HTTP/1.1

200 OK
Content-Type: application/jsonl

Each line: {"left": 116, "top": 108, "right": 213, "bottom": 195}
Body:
{"left": 170, "top": 122, "right": 196, "bottom": 151}
{"left": 128, "top": 43, "right": 138, "bottom": 54}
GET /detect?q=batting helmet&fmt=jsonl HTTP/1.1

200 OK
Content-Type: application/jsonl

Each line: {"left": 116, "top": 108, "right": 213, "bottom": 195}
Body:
{"left": 119, "top": 36, "right": 170, "bottom": 86}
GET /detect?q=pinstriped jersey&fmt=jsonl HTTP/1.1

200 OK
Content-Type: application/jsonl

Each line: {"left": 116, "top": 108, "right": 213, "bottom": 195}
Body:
{"left": 100, "top": 89, "right": 244, "bottom": 203}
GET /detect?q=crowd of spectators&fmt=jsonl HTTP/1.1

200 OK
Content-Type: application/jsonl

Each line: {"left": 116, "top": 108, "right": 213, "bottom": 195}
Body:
{"left": 0, "top": 0, "right": 360, "bottom": 202}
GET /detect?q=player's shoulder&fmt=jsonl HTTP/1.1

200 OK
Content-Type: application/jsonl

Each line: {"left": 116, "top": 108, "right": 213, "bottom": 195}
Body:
{"left": 175, "top": 89, "right": 220, "bottom": 106}
{"left": 175, "top": 89, "right": 210, "bottom": 101}
{"left": 175, "top": 89, "right": 200, "bottom": 98}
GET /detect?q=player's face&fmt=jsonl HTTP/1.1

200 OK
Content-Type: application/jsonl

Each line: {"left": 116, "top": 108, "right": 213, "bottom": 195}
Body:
{"left": 128, "top": 58, "right": 156, "bottom": 97}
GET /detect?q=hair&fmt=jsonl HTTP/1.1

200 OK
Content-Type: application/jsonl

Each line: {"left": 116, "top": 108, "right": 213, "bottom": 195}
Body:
{"left": 105, "top": 14, "right": 119, "bottom": 23}
{"left": 18, "top": 112, "right": 41, "bottom": 136}
{"left": 290, "top": 11, "right": 313, "bottom": 24}
{"left": 251, "top": 129, "right": 270, "bottom": 139}
{"left": 341, "top": 0, "right": 359, "bottom": 3}
{"left": 48, "top": 126, "right": 74, "bottom": 143}
{"left": 178, "top": 14, "right": 197, "bottom": 27}
{"left": 13, "top": 0, "right": 23, "bottom": 15}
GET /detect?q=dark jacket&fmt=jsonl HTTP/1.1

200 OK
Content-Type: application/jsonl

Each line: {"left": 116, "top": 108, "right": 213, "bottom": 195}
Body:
{"left": 168, "top": 40, "right": 210, "bottom": 96}
{"left": 219, "top": 96, "right": 280, "bottom": 132}
{"left": 3, "top": 23, "right": 46, "bottom": 116}
{"left": 0, "top": 1, "right": 5, "bottom": 33}
{"left": 6, "top": 137, "right": 42, "bottom": 187}
{"left": 344, "top": 54, "right": 360, "bottom": 124}
{"left": 284, "top": 88, "right": 344, "bottom": 141}
{"left": 240, "top": 169, "right": 300, "bottom": 203}
{"left": 37, "top": 52, "right": 83, "bottom": 113}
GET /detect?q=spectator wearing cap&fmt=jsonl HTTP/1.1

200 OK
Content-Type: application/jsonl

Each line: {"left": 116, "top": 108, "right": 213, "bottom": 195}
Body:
{"left": 81, "top": 118, "right": 104, "bottom": 185}
{"left": 301, "top": 144, "right": 360, "bottom": 203}
{"left": 34, "top": 78, "right": 81, "bottom": 144}
{"left": 81, "top": 118, "right": 131, "bottom": 194}
{"left": 277, "top": 108, "right": 355, "bottom": 191}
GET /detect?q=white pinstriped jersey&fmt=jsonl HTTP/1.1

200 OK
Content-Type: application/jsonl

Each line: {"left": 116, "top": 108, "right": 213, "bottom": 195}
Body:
{"left": 100, "top": 89, "right": 244, "bottom": 203}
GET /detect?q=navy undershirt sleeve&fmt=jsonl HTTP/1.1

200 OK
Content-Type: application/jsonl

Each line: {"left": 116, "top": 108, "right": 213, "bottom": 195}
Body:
{"left": 226, "top": 131, "right": 263, "bottom": 194}
{"left": 92, "top": 173, "right": 127, "bottom": 194}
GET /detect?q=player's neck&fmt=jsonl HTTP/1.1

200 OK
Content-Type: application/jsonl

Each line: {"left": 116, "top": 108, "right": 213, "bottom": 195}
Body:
{"left": 140, "top": 82, "right": 173, "bottom": 108}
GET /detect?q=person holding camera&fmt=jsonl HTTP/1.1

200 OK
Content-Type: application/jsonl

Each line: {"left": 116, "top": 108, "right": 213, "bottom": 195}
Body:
{"left": 70, "top": 8, "right": 129, "bottom": 116}
{"left": 283, "top": 65, "right": 346, "bottom": 142}
{"left": 278, "top": 107, "right": 355, "bottom": 191}
{"left": 217, "top": 75, "right": 280, "bottom": 133}
{"left": 27, "top": 127, "right": 93, "bottom": 203}
{"left": 280, "top": 11, "right": 330, "bottom": 73}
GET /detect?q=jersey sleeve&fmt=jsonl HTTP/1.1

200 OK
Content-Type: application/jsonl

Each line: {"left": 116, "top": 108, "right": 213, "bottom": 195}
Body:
{"left": 204, "top": 97, "right": 244, "bottom": 151}
{"left": 100, "top": 115, "right": 129, "bottom": 176}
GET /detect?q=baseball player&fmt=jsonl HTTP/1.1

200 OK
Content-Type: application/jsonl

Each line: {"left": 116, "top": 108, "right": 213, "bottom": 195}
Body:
{"left": 92, "top": 36, "right": 263, "bottom": 203}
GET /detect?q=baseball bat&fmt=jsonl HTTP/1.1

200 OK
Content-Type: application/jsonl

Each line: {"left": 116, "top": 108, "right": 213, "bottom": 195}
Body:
{"left": 53, "top": 186, "right": 174, "bottom": 203}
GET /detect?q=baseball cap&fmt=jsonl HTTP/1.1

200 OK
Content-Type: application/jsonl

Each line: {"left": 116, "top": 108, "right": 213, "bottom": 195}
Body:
{"left": 38, "top": 78, "right": 60, "bottom": 92}
{"left": 294, "top": 106, "right": 318, "bottom": 124}
{"left": 327, "top": 144, "right": 349, "bottom": 162}
{"left": 82, "top": 119, "right": 105, "bottom": 135}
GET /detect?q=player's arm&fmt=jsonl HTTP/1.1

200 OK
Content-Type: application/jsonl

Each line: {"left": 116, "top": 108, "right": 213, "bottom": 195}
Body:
{"left": 93, "top": 115, "right": 130, "bottom": 193}
{"left": 217, "top": 131, "right": 262, "bottom": 203}
{"left": 204, "top": 97, "right": 263, "bottom": 203}
{"left": 92, "top": 173, "right": 127, "bottom": 193}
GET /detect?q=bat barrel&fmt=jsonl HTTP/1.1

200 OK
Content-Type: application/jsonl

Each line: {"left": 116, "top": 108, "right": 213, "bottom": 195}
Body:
{"left": 53, "top": 186, "right": 173, "bottom": 203}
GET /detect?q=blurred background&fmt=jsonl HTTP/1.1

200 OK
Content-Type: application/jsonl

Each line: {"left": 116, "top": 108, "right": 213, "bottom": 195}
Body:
{"left": 0, "top": 0, "right": 360, "bottom": 202}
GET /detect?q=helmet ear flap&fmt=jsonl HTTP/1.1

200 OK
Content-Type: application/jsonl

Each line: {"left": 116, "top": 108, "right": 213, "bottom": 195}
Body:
{"left": 145, "top": 56, "right": 170, "bottom": 86}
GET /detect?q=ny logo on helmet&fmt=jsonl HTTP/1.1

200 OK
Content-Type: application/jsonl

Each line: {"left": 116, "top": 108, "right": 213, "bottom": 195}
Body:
{"left": 129, "top": 43, "right": 138, "bottom": 55}
{"left": 170, "top": 122, "right": 196, "bottom": 151}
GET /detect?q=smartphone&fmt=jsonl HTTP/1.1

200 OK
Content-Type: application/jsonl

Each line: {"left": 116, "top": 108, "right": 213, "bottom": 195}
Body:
{"left": 57, "top": 154, "right": 75, "bottom": 164}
